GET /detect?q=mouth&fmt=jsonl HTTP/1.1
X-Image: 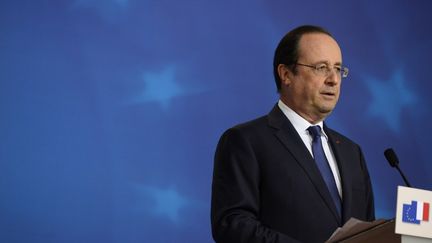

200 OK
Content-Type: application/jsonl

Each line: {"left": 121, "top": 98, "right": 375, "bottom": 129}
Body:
{"left": 321, "top": 91, "right": 336, "bottom": 98}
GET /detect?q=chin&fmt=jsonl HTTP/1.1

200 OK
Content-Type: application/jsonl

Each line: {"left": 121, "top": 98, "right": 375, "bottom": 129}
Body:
{"left": 318, "top": 106, "right": 335, "bottom": 115}
{"left": 322, "top": 101, "right": 337, "bottom": 110}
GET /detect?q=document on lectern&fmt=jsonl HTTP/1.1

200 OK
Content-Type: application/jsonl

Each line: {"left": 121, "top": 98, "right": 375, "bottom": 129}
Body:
{"left": 326, "top": 217, "right": 387, "bottom": 243}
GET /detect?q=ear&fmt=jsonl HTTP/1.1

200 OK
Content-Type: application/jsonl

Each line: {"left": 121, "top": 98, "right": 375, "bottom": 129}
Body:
{"left": 277, "top": 64, "right": 292, "bottom": 86}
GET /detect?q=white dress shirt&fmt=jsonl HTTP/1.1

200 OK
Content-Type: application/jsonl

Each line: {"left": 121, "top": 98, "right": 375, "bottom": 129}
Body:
{"left": 278, "top": 100, "right": 343, "bottom": 198}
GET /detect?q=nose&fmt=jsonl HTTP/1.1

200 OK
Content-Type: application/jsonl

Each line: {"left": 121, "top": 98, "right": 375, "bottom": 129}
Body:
{"left": 325, "top": 69, "right": 340, "bottom": 86}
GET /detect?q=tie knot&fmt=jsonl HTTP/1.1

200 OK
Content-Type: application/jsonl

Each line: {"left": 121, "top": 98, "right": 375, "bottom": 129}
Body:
{"left": 308, "top": 125, "right": 322, "bottom": 139}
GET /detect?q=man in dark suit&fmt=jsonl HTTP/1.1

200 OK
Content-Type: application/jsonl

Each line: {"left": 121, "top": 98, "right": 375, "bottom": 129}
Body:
{"left": 211, "top": 25, "right": 375, "bottom": 243}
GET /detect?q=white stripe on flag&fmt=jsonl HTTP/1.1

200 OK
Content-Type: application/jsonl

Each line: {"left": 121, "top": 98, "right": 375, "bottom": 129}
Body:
{"left": 416, "top": 201, "right": 424, "bottom": 221}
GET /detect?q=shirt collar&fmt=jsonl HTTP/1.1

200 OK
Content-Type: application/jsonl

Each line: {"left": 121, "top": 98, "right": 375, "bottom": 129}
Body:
{"left": 277, "top": 100, "right": 328, "bottom": 140}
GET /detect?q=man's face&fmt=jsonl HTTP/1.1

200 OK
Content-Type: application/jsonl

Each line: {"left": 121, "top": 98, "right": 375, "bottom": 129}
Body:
{"left": 280, "top": 33, "right": 343, "bottom": 124}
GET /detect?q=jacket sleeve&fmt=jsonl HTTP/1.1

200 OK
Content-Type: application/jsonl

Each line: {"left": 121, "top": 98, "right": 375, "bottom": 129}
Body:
{"left": 210, "top": 128, "right": 301, "bottom": 243}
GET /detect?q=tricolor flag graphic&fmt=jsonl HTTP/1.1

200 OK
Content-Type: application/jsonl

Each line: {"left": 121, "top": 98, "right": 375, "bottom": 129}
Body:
{"left": 402, "top": 200, "right": 430, "bottom": 224}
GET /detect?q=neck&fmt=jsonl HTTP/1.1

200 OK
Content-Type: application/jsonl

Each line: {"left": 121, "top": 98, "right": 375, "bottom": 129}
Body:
{"left": 279, "top": 97, "right": 328, "bottom": 124}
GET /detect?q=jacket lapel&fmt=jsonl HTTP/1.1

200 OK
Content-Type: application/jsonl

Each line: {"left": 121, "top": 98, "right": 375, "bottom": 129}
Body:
{"left": 325, "top": 126, "right": 354, "bottom": 224}
{"left": 267, "top": 105, "right": 341, "bottom": 224}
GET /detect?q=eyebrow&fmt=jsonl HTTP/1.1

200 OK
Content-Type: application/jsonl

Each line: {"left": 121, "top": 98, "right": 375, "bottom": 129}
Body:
{"left": 314, "top": 60, "right": 343, "bottom": 66}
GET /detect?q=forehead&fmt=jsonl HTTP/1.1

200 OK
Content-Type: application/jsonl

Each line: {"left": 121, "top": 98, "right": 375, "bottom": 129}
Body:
{"left": 297, "top": 33, "right": 342, "bottom": 63}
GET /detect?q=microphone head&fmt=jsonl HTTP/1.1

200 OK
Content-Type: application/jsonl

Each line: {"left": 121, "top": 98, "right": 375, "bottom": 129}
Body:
{"left": 384, "top": 148, "right": 399, "bottom": 167}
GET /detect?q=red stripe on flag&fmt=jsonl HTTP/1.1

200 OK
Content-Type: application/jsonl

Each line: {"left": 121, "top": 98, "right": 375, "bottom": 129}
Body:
{"left": 423, "top": 202, "right": 430, "bottom": 221}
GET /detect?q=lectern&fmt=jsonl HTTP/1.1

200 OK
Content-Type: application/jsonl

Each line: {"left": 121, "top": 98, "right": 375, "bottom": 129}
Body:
{"left": 395, "top": 186, "right": 432, "bottom": 243}
{"left": 326, "top": 186, "right": 432, "bottom": 243}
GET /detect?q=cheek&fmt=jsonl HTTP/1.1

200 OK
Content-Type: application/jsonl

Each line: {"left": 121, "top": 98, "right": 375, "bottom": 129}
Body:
{"left": 309, "top": 83, "right": 322, "bottom": 96}
{"left": 335, "top": 86, "right": 341, "bottom": 96}
{"left": 292, "top": 83, "right": 308, "bottom": 97}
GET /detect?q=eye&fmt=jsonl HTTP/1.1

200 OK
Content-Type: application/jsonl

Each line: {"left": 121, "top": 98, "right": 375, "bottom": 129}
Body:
{"left": 334, "top": 66, "right": 342, "bottom": 72}
{"left": 316, "top": 64, "right": 328, "bottom": 72}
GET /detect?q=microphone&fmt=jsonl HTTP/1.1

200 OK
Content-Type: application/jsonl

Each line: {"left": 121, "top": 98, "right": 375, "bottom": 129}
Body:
{"left": 384, "top": 148, "right": 412, "bottom": 187}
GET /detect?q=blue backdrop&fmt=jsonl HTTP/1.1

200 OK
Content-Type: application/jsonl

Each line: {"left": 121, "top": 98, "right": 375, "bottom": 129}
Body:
{"left": 1, "top": 0, "right": 432, "bottom": 242}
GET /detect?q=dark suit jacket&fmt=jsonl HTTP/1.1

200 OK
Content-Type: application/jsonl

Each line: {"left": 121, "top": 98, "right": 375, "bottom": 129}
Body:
{"left": 211, "top": 105, "right": 375, "bottom": 243}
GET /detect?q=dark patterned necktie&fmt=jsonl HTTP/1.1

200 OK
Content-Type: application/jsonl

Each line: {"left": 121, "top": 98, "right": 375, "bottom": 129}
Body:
{"left": 308, "top": 125, "right": 342, "bottom": 217}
